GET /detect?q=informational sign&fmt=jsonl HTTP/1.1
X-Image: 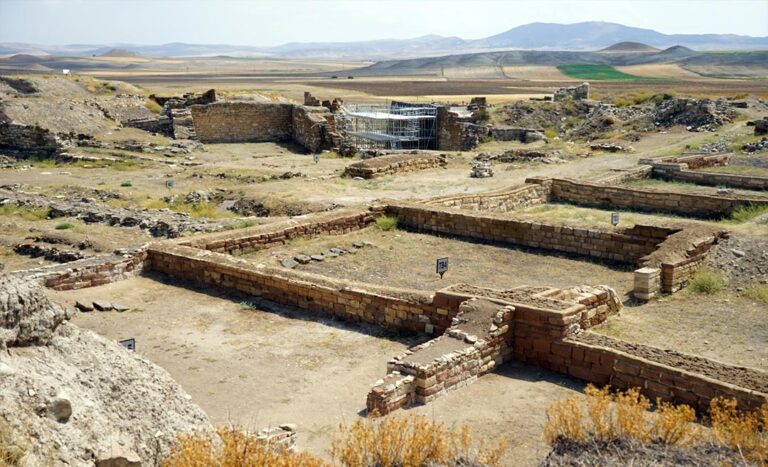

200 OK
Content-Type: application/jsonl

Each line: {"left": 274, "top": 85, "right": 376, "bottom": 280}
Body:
{"left": 611, "top": 212, "right": 620, "bottom": 226}
{"left": 119, "top": 338, "right": 136, "bottom": 351}
{"left": 62, "top": 69, "right": 70, "bottom": 75}
{"left": 313, "top": 153, "right": 320, "bottom": 164}
{"left": 436, "top": 257, "right": 449, "bottom": 279}
{"left": 165, "top": 179, "right": 174, "bottom": 190}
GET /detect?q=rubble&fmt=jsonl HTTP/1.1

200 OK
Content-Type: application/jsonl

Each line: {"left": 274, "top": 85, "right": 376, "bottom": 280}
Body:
{"left": 653, "top": 97, "right": 734, "bottom": 132}
{"left": 742, "top": 137, "right": 768, "bottom": 153}
{"left": 554, "top": 82, "right": 590, "bottom": 101}
{"left": 470, "top": 158, "right": 494, "bottom": 178}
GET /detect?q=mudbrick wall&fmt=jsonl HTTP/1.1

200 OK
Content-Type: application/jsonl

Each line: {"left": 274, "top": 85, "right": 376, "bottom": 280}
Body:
{"left": 190, "top": 102, "right": 293, "bottom": 143}
{"left": 344, "top": 154, "right": 447, "bottom": 179}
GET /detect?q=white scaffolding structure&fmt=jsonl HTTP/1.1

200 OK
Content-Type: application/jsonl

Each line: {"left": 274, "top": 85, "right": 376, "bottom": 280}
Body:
{"left": 335, "top": 102, "right": 438, "bottom": 150}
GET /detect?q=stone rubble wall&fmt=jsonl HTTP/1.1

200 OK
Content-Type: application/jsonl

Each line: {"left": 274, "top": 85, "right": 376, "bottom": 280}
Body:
{"left": 292, "top": 105, "right": 332, "bottom": 153}
{"left": 344, "top": 154, "right": 447, "bottom": 179}
{"left": 593, "top": 166, "right": 654, "bottom": 185}
{"left": 0, "top": 122, "right": 64, "bottom": 156}
{"left": 488, "top": 127, "right": 545, "bottom": 143}
{"left": 387, "top": 201, "right": 666, "bottom": 265}
{"left": 436, "top": 107, "right": 487, "bottom": 151}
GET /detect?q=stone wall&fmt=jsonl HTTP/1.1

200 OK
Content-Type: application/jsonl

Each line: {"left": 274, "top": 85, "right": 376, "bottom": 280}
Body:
{"left": 123, "top": 116, "right": 173, "bottom": 136}
{"left": 436, "top": 107, "right": 487, "bottom": 151}
{"left": 427, "top": 183, "right": 550, "bottom": 212}
{"left": 11, "top": 244, "right": 148, "bottom": 291}
{"left": 554, "top": 83, "right": 590, "bottom": 101}
{"left": 344, "top": 154, "right": 447, "bottom": 179}
{"left": 292, "top": 105, "right": 332, "bottom": 153}
{"left": 180, "top": 208, "right": 382, "bottom": 254}
{"left": 0, "top": 123, "right": 63, "bottom": 156}
{"left": 489, "top": 127, "right": 545, "bottom": 143}
{"left": 646, "top": 156, "right": 768, "bottom": 191}
{"left": 544, "top": 177, "right": 766, "bottom": 218}
{"left": 190, "top": 102, "right": 293, "bottom": 143}
{"left": 387, "top": 202, "right": 667, "bottom": 265}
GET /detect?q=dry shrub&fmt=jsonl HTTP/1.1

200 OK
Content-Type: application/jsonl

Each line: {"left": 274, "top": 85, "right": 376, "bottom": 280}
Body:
{"left": 584, "top": 385, "right": 612, "bottom": 439}
{"left": 544, "top": 395, "right": 584, "bottom": 443}
{"left": 544, "top": 386, "right": 768, "bottom": 463}
{"left": 709, "top": 397, "right": 767, "bottom": 464}
{"left": 614, "top": 388, "right": 651, "bottom": 441}
{"left": 0, "top": 422, "right": 27, "bottom": 467}
{"left": 331, "top": 413, "right": 507, "bottom": 467}
{"left": 653, "top": 399, "right": 699, "bottom": 446}
{"left": 161, "top": 426, "right": 327, "bottom": 467}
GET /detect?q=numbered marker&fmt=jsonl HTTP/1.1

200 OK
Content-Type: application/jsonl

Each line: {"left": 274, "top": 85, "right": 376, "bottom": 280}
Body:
{"left": 436, "top": 257, "right": 449, "bottom": 279}
{"left": 611, "top": 212, "right": 619, "bottom": 226}
{"left": 119, "top": 338, "right": 136, "bottom": 351}
{"left": 165, "top": 179, "right": 174, "bottom": 189}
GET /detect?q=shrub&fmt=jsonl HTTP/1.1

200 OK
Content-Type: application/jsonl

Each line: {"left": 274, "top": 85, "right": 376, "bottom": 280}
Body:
{"left": 331, "top": 413, "right": 507, "bottom": 467}
{"left": 544, "top": 386, "right": 767, "bottom": 463}
{"left": 543, "top": 127, "right": 559, "bottom": 139}
{"left": 162, "top": 426, "right": 327, "bottom": 467}
{"left": 374, "top": 215, "right": 398, "bottom": 231}
{"left": 688, "top": 268, "right": 725, "bottom": 295}
{"left": 743, "top": 283, "right": 768, "bottom": 303}
{"left": 54, "top": 223, "right": 74, "bottom": 230}
{"left": 120, "top": 180, "right": 132, "bottom": 187}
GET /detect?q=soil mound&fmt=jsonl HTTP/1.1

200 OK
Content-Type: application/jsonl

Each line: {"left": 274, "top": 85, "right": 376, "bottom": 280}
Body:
{"left": 601, "top": 41, "right": 660, "bottom": 53}
{"left": 0, "top": 275, "right": 211, "bottom": 465}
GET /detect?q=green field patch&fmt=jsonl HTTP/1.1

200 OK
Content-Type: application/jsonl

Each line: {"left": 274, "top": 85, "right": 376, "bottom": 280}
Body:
{"left": 557, "top": 64, "right": 659, "bottom": 81}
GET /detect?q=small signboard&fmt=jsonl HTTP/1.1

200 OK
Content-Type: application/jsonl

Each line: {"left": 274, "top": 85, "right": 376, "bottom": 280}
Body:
{"left": 436, "top": 257, "right": 449, "bottom": 279}
{"left": 119, "top": 338, "right": 136, "bottom": 351}
{"left": 313, "top": 153, "right": 320, "bottom": 164}
{"left": 62, "top": 69, "right": 70, "bottom": 75}
{"left": 611, "top": 212, "right": 620, "bottom": 226}
{"left": 165, "top": 179, "right": 174, "bottom": 190}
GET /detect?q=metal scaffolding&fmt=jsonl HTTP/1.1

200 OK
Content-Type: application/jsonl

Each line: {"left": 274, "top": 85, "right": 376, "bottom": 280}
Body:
{"left": 335, "top": 101, "right": 438, "bottom": 150}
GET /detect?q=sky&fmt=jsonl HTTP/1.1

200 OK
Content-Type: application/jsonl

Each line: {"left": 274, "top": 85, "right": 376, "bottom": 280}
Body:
{"left": 1, "top": 0, "right": 767, "bottom": 46}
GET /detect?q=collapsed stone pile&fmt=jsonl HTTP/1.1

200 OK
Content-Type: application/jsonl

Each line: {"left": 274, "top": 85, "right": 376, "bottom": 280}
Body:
{"left": 470, "top": 159, "right": 494, "bottom": 178}
{"left": 0, "top": 188, "right": 225, "bottom": 237}
{"left": 475, "top": 150, "right": 564, "bottom": 164}
{"left": 742, "top": 137, "right": 768, "bottom": 153}
{"left": 0, "top": 275, "right": 212, "bottom": 465}
{"left": 652, "top": 97, "right": 735, "bottom": 132}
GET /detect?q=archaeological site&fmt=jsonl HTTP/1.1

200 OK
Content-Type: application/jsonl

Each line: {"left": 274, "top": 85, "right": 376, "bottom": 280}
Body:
{"left": 1, "top": 2, "right": 768, "bottom": 466}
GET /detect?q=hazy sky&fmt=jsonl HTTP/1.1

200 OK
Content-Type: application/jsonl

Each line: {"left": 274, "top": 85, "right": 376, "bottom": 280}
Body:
{"left": 1, "top": 0, "right": 767, "bottom": 45}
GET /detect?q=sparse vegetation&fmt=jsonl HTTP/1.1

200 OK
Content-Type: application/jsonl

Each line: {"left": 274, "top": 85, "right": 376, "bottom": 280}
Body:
{"left": 0, "top": 422, "right": 28, "bottom": 466}
{"left": 145, "top": 99, "right": 163, "bottom": 114}
{"left": 743, "top": 283, "right": 768, "bottom": 303}
{"left": 727, "top": 203, "right": 768, "bottom": 223}
{"left": 0, "top": 204, "right": 50, "bottom": 221}
{"left": 544, "top": 386, "right": 767, "bottom": 463}
{"left": 54, "top": 222, "right": 74, "bottom": 230}
{"left": 374, "top": 215, "right": 398, "bottom": 231}
{"left": 120, "top": 180, "right": 133, "bottom": 187}
{"left": 331, "top": 413, "right": 507, "bottom": 467}
{"left": 688, "top": 268, "right": 726, "bottom": 294}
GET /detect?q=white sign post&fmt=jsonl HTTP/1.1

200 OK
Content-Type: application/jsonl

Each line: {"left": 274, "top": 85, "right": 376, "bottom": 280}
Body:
{"left": 436, "top": 257, "right": 449, "bottom": 279}
{"left": 611, "top": 212, "right": 620, "bottom": 226}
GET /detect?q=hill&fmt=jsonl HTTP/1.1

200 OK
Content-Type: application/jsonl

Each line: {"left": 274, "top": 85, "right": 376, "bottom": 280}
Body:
{"left": 600, "top": 42, "right": 660, "bottom": 53}
{"left": 99, "top": 48, "right": 142, "bottom": 58}
{"left": 1, "top": 21, "right": 766, "bottom": 60}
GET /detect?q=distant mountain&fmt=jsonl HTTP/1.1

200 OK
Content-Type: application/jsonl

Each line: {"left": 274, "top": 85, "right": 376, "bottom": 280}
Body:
{"left": 0, "top": 22, "right": 766, "bottom": 60}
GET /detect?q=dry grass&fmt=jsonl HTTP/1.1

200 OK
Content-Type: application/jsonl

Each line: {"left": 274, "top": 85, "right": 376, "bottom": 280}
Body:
{"left": 544, "top": 385, "right": 768, "bottom": 464}
{"left": 331, "top": 413, "right": 507, "bottom": 467}
{"left": 0, "top": 422, "right": 28, "bottom": 466}
{"left": 161, "top": 426, "right": 327, "bottom": 467}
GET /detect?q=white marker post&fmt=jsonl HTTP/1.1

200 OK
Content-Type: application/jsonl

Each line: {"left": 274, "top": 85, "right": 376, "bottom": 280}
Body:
{"left": 611, "top": 212, "right": 620, "bottom": 226}
{"left": 436, "top": 257, "right": 449, "bottom": 279}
